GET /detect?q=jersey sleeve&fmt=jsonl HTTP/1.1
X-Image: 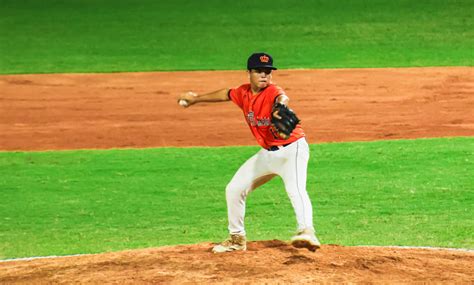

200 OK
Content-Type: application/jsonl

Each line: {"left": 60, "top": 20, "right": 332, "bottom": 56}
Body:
{"left": 269, "top": 85, "right": 285, "bottom": 104}
{"left": 228, "top": 85, "right": 245, "bottom": 109}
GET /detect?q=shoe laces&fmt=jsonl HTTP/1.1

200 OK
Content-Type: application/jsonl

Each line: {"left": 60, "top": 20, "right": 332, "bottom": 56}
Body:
{"left": 222, "top": 234, "right": 245, "bottom": 246}
{"left": 297, "top": 228, "right": 315, "bottom": 236}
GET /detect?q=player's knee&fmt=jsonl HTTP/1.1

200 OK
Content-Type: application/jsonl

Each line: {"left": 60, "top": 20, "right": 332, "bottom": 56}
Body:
{"left": 225, "top": 182, "right": 239, "bottom": 195}
{"left": 225, "top": 182, "right": 246, "bottom": 200}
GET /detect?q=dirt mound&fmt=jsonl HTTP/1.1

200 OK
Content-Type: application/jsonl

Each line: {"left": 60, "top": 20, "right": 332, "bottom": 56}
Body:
{"left": 1, "top": 67, "right": 473, "bottom": 151}
{"left": 1, "top": 241, "right": 472, "bottom": 283}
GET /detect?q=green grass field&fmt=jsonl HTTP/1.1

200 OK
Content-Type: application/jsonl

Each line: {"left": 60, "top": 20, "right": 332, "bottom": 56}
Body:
{"left": 1, "top": 0, "right": 473, "bottom": 74}
{"left": 1, "top": 138, "right": 473, "bottom": 259}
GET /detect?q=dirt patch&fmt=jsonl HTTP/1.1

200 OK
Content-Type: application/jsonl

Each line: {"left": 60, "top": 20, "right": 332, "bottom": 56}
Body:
{"left": 1, "top": 67, "right": 473, "bottom": 151}
{"left": 1, "top": 242, "right": 473, "bottom": 283}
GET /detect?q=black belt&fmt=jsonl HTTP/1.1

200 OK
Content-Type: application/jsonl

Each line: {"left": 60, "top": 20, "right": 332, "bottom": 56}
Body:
{"left": 267, "top": 143, "right": 291, "bottom": 151}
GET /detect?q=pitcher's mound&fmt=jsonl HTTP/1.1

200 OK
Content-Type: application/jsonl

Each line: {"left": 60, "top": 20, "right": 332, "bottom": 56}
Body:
{"left": 1, "top": 240, "right": 473, "bottom": 283}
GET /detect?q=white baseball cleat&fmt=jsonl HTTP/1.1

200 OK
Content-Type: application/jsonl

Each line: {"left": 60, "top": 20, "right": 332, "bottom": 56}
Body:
{"left": 212, "top": 234, "right": 247, "bottom": 253}
{"left": 291, "top": 228, "right": 321, "bottom": 252}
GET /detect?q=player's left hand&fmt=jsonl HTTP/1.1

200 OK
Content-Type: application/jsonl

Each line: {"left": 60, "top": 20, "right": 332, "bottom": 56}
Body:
{"left": 271, "top": 103, "right": 300, "bottom": 139}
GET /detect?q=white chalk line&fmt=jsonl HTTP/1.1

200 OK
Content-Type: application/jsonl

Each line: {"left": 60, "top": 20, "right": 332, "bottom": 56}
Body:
{"left": 1, "top": 245, "right": 472, "bottom": 263}
{"left": 0, "top": 253, "right": 95, "bottom": 263}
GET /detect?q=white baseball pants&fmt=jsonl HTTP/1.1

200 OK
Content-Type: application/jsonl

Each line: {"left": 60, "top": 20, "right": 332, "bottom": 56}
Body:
{"left": 225, "top": 137, "right": 314, "bottom": 235}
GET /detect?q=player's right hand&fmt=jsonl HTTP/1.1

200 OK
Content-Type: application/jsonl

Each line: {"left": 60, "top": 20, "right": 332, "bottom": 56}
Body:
{"left": 177, "top": 91, "right": 198, "bottom": 107}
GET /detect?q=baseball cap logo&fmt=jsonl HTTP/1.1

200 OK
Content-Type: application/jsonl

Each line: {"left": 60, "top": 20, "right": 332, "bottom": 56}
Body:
{"left": 260, "top": 55, "right": 270, "bottom": 63}
{"left": 247, "top": 52, "right": 277, "bottom": 70}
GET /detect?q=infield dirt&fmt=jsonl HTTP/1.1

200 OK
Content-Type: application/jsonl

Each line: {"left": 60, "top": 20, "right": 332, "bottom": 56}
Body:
{"left": 1, "top": 242, "right": 473, "bottom": 283}
{"left": 1, "top": 67, "right": 473, "bottom": 283}
{"left": 1, "top": 67, "right": 473, "bottom": 151}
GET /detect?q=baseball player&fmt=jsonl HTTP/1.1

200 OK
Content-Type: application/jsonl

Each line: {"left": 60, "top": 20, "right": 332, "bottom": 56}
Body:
{"left": 178, "top": 52, "right": 320, "bottom": 253}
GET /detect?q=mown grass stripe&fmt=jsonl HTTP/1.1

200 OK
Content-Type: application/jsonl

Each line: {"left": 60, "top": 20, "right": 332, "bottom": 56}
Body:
{"left": 1, "top": 0, "right": 473, "bottom": 74}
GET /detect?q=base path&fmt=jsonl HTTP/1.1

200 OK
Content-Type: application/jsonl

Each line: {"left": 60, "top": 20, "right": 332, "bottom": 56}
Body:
{"left": 1, "top": 241, "right": 473, "bottom": 283}
{"left": 1, "top": 67, "right": 473, "bottom": 151}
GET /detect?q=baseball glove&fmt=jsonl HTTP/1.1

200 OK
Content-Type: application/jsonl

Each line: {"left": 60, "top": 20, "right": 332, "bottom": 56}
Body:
{"left": 271, "top": 103, "right": 300, "bottom": 139}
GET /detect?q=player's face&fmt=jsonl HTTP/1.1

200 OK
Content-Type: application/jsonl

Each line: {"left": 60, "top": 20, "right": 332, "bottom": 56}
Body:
{"left": 249, "top": 68, "right": 272, "bottom": 91}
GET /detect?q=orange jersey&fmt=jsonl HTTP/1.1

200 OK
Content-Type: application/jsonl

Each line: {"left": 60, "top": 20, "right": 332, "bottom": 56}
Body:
{"left": 229, "top": 83, "right": 305, "bottom": 149}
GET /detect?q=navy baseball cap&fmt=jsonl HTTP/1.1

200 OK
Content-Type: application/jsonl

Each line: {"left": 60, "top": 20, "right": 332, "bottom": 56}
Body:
{"left": 247, "top": 52, "right": 277, "bottom": 70}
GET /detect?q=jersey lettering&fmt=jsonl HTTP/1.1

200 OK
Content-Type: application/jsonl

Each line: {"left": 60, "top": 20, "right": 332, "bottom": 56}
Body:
{"left": 257, "top": 117, "right": 271, "bottom": 127}
{"left": 247, "top": 111, "right": 256, "bottom": 126}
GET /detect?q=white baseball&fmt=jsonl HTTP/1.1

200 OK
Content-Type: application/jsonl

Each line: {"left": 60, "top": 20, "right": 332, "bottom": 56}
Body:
{"left": 179, "top": 99, "right": 189, "bottom": 107}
